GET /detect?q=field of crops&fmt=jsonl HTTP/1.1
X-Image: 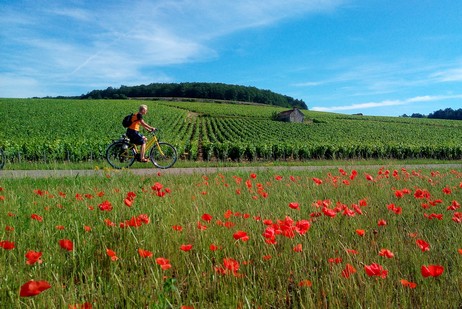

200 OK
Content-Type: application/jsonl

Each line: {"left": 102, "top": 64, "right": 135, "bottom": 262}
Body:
{"left": 1, "top": 167, "right": 461, "bottom": 307}
{"left": 1, "top": 98, "right": 462, "bottom": 163}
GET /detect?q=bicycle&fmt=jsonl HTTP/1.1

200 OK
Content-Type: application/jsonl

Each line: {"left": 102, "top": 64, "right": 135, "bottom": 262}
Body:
{"left": 105, "top": 129, "right": 177, "bottom": 169}
{"left": 0, "top": 148, "right": 5, "bottom": 169}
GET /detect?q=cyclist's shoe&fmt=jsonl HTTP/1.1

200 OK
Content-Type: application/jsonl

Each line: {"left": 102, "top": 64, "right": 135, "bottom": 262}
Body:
{"left": 139, "top": 158, "right": 149, "bottom": 163}
{"left": 134, "top": 153, "right": 141, "bottom": 161}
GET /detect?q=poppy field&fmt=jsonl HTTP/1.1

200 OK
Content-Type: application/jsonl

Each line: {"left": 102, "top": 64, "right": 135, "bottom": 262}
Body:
{"left": 1, "top": 166, "right": 462, "bottom": 308}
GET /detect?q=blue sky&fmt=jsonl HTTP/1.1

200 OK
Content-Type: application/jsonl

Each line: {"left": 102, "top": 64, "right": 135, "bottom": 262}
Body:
{"left": 1, "top": 0, "right": 462, "bottom": 116}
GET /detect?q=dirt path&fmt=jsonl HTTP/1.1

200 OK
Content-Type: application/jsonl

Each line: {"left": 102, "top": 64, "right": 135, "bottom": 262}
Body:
{"left": 0, "top": 164, "right": 460, "bottom": 179}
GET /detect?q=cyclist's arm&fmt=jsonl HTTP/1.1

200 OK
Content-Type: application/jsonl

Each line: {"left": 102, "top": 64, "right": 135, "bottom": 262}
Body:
{"left": 140, "top": 120, "right": 155, "bottom": 131}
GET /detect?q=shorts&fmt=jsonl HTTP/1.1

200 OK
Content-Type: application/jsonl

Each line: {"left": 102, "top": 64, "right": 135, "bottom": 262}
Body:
{"left": 126, "top": 129, "right": 145, "bottom": 145}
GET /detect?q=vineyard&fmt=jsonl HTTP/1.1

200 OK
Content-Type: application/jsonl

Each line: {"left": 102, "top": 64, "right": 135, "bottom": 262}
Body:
{"left": 1, "top": 98, "right": 462, "bottom": 163}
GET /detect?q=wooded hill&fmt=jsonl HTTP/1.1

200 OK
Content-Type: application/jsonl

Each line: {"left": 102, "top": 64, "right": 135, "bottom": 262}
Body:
{"left": 80, "top": 82, "right": 307, "bottom": 109}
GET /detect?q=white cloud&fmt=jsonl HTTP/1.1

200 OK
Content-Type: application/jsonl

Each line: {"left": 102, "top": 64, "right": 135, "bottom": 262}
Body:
{"left": 431, "top": 67, "right": 462, "bottom": 82}
{"left": 0, "top": 0, "right": 349, "bottom": 97}
{"left": 312, "top": 95, "right": 462, "bottom": 112}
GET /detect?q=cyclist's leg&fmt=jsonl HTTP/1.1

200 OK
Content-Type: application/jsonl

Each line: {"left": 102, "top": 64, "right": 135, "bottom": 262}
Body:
{"left": 126, "top": 129, "right": 147, "bottom": 162}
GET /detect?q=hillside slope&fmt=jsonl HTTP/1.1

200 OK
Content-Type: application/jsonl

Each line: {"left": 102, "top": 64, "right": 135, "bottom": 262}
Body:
{"left": 0, "top": 98, "right": 461, "bottom": 162}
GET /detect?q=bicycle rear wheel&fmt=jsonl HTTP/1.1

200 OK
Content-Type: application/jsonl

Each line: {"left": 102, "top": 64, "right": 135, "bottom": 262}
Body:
{"left": 149, "top": 142, "right": 177, "bottom": 169}
{"left": 106, "top": 142, "right": 136, "bottom": 169}
{"left": 0, "top": 149, "right": 5, "bottom": 169}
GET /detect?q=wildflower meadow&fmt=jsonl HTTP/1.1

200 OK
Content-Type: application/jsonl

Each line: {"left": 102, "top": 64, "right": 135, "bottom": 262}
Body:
{"left": 1, "top": 166, "right": 461, "bottom": 308}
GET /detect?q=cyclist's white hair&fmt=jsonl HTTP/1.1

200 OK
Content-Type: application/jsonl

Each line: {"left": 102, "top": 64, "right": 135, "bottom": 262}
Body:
{"left": 139, "top": 104, "right": 148, "bottom": 112}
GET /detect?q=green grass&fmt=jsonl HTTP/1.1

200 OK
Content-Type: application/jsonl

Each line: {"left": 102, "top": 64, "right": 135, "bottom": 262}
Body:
{"left": 2, "top": 158, "right": 461, "bottom": 170}
{"left": 1, "top": 166, "right": 461, "bottom": 307}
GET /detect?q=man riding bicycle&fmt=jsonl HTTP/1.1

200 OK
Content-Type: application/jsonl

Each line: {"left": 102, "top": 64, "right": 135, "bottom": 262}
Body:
{"left": 126, "top": 105, "right": 156, "bottom": 162}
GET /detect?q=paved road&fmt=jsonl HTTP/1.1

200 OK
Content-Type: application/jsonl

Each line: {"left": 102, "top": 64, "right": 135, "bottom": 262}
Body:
{"left": 0, "top": 164, "right": 460, "bottom": 178}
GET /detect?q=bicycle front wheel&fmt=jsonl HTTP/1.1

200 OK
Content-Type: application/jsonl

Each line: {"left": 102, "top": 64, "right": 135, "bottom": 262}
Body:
{"left": 106, "top": 142, "right": 136, "bottom": 169}
{"left": 149, "top": 142, "right": 177, "bottom": 169}
{"left": 0, "top": 149, "right": 5, "bottom": 169}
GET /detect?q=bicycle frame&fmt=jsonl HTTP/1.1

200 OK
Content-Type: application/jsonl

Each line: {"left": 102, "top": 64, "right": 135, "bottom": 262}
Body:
{"left": 132, "top": 133, "right": 165, "bottom": 156}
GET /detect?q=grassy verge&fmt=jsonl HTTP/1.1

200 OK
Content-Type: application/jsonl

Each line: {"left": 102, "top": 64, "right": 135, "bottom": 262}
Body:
{"left": 2, "top": 158, "right": 461, "bottom": 170}
{"left": 1, "top": 167, "right": 461, "bottom": 307}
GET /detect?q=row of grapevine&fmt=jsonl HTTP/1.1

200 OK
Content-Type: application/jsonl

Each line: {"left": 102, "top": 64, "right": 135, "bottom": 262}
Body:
{"left": 1, "top": 99, "right": 462, "bottom": 163}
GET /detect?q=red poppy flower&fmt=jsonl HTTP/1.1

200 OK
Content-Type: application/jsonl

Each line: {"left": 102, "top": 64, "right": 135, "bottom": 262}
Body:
{"left": 98, "top": 200, "right": 113, "bottom": 211}
{"left": 378, "top": 249, "right": 394, "bottom": 258}
{"left": 350, "top": 170, "right": 358, "bottom": 180}
{"left": 312, "top": 177, "right": 323, "bottom": 185}
{"left": 343, "top": 208, "right": 356, "bottom": 217}
{"left": 341, "top": 263, "right": 357, "bottom": 278}
{"left": 442, "top": 187, "right": 452, "bottom": 195}
{"left": 233, "top": 231, "right": 249, "bottom": 241}
{"left": 364, "top": 263, "right": 388, "bottom": 278}
{"left": 5, "top": 226, "right": 14, "bottom": 232}
{"left": 104, "top": 218, "right": 115, "bottom": 227}
{"left": 180, "top": 244, "right": 193, "bottom": 252}
{"left": 377, "top": 219, "right": 387, "bottom": 226}
{"left": 223, "top": 258, "right": 240, "bottom": 273}
{"left": 424, "top": 213, "right": 443, "bottom": 220}
{"left": 172, "top": 225, "right": 183, "bottom": 231}
{"left": 138, "top": 248, "right": 153, "bottom": 258}
{"left": 250, "top": 173, "right": 257, "bottom": 179}
{"left": 20, "top": 280, "right": 51, "bottom": 297}
{"left": 124, "top": 198, "right": 133, "bottom": 207}
{"left": 0, "top": 240, "right": 15, "bottom": 250}
{"left": 209, "top": 244, "right": 218, "bottom": 251}
{"left": 151, "top": 182, "right": 163, "bottom": 191}
{"left": 156, "top": 257, "right": 172, "bottom": 270}
{"left": 346, "top": 249, "right": 359, "bottom": 255}
{"left": 224, "top": 210, "right": 233, "bottom": 219}
{"left": 328, "top": 257, "right": 342, "bottom": 264}
{"left": 298, "top": 280, "right": 312, "bottom": 287}
{"left": 263, "top": 255, "right": 271, "bottom": 260}
{"left": 275, "top": 175, "right": 283, "bottom": 181}
{"left": 201, "top": 213, "right": 213, "bottom": 222}
{"left": 69, "top": 302, "right": 93, "bottom": 309}
{"left": 293, "top": 244, "right": 303, "bottom": 252}
{"left": 197, "top": 221, "right": 207, "bottom": 230}
{"left": 458, "top": 249, "right": 462, "bottom": 255}
{"left": 55, "top": 225, "right": 65, "bottom": 230}
{"left": 295, "top": 220, "right": 311, "bottom": 235}
{"left": 31, "top": 214, "right": 43, "bottom": 222}
{"left": 400, "top": 279, "right": 417, "bottom": 288}
{"left": 387, "top": 203, "right": 402, "bottom": 214}
{"left": 453, "top": 212, "right": 462, "bottom": 223}
{"left": 106, "top": 249, "right": 118, "bottom": 261}
{"left": 355, "top": 229, "right": 365, "bottom": 236}
{"left": 322, "top": 207, "right": 337, "bottom": 218}
{"left": 25, "top": 250, "right": 43, "bottom": 265}
{"left": 421, "top": 265, "right": 444, "bottom": 277}
{"left": 365, "top": 174, "right": 374, "bottom": 181}
{"left": 416, "top": 239, "right": 430, "bottom": 252}
{"left": 289, "top": 202, "right": 300, "bottom": 210}
{"left": 59, "top": 239, "right": 73, "bottom": 251}
{"left": 447, "top": 200, "right": 460, "bottom": 210}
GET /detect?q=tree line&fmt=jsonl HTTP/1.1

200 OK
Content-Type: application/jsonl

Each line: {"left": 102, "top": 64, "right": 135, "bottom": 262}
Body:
{"left": 401, "top": 108, "right": 462, "bottom": 120}
{"left": 79, "top": 82, "right": 308, "bottom": 109}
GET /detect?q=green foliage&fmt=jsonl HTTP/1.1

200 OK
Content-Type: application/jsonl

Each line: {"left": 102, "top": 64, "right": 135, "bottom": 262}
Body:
{"left": 80, "top": 82, "right": 307, "bottom": 109}
{"left": 1, "top": 98, "right": 462, "bottom": 163}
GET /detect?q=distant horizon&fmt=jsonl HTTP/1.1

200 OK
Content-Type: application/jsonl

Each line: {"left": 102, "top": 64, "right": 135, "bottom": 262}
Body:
{"left": 2, "top": 1, "right": 462, "bottom": 117}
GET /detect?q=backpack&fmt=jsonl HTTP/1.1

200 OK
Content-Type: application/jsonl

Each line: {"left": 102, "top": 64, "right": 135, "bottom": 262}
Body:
{"left": 122, "top": 113, "right": 134, "bottom": 128}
